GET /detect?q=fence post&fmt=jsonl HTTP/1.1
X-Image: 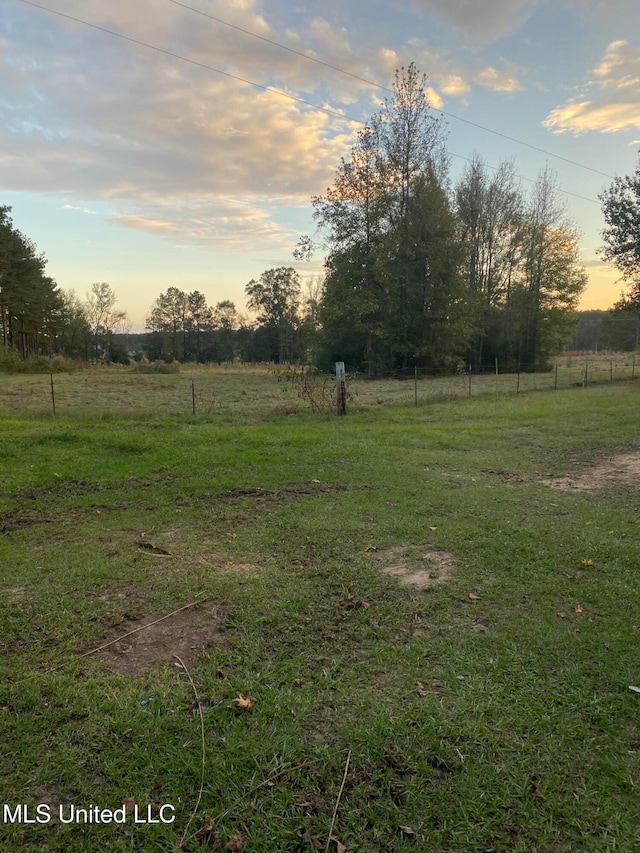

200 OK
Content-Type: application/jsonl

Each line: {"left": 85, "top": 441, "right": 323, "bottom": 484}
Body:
{"left": 468, "top": 364, "right": 472, "bottom": 399}
{"left": 191, "top": 379, "right": 196, "bottom": 415}
{"left": 583, "top": 360, "right": 588, "bottom": 389}
{"left": 336, "top": 362, "right": 347, "bottom": 416}
{"left": 554, "top": 361, "right": 558, "bottom": 390}
{"left": 610, "top": 359, "right": 613, "bottom": 383}
{"left": 516, "top": 365, "right": 520, "bottom": 395}
{"left": 495, "top": 358, "right": 499, "bottom": 395}
{"left": 414, "top": 366, "right": 418, "bottom": 407}
{"left": 633, "top": 355, "right": 636, "bottom": 380}
{"left": 50, "top": 373, "right": 56, "bottom": 416}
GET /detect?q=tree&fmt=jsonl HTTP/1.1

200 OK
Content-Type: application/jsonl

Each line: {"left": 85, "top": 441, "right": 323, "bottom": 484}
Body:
{"left": 53, "top": 290, "right": 91, "bottom": 359}
{"left": 599, "top": 157, "right": 640, "bottom": 292}
{"left": 0, "top": 207, "right": 62, "bottom": 357}
{"left": 455, "top": 157, "right": 525, "bottom": 369}
{"left": 145, "top": 287, "right": 187, "bottom": 361}
{"left": 85, "top": 282, "right": 128, "bottom": 362}
{"left": 312, "top": 63, "right": 468, "bottom": 371}
{"left": 245, "top": 267, "right": 301, "bottom": 363}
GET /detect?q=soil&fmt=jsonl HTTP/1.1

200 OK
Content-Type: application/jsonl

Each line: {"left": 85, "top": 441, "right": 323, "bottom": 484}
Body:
{"left": 369, "top": 546, "right": 455, "bottom": 589}
{"left": 542, "top": 451, "right": 640, "bottom": 491}
{"left": 85, "top": 599, "right": 229, "bottom": 677}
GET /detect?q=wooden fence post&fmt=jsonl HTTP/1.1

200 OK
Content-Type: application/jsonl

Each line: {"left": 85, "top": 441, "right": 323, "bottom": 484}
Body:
{"left": 50, "top": 373, "right": 56, "bottom": 416}
{"left": 336, "top": 362, "right": 347, "bottom": 416}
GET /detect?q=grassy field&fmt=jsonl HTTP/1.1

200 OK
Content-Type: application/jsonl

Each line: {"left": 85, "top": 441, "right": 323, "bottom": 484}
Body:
{"left": 1, "top": 370, "right": 640, "bottom": 851}
{"left": 0, "top": 353, "right": 638, "bottom": 418}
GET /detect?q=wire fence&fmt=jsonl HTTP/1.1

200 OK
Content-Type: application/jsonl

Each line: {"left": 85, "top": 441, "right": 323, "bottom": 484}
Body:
{"left": 0, "top": 354, "right": 637, "bottom": 418}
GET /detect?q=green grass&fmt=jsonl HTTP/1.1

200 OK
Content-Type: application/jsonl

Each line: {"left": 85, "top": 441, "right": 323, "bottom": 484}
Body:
{"left": 1, "top": 373, "right": 640, "bottom": 851}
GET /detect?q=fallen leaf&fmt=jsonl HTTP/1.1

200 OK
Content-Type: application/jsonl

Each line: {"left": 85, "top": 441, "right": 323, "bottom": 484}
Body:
{"left": 225, "top": 835, "right": 244, "bottom": 851}
{"left": 529, "top": 779, "right": 546, "bottom": 801}
{"left": 431, "top": 679, "right": 444, "bottom": 688}
{"left": 580, "top": 559, "right": 593, "bottom": 567}
{"left": 629, "top": 686, "right": 640, "bottom": 694}
{"left": 121, "top": 798, "right": 137, "bottom": 814}
{"left": 311, "top": 479, "right": 321, "bottom": 484}
{"left": 415, "top": 681, "right": 428, "bottom": 697}
{"left": 365, "top": 545, "right": 377, "bottom": 552}
{"left": 195, "top": 818, "right": 216, "bottom": 839}
{"left": 345, "top": 581, "right": 354, "bottom": 590}
{"left": 468, "top": 593, "right": 482, "bottom": 600}
{"left": 456, "top": 675, "right": 466, "bottom": 680}
{"left": 557, "top": 611, "right": 566, "bottom": 618}
{"left": 574, "top": 603, "right": 584, "bottom": 613}
{"left": 429, "top": 526, "right": 437, "bottom": 531}
{"left": 233, "top": 694, "right": 253, "bottom": 711}
{"left": 387, "top": 501, "right": 398, "bottom": 506}
{"left": 369, "top": 618, "right": 380, "bottom": 629}
{"left": 399, "top": 825, "right": 416, "bottom": 836}
{"left": 335, "top": 841, "right": 347, "bottom": 853}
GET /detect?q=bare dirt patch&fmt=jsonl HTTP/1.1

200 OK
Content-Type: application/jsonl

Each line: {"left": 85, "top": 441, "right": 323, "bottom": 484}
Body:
{"left": 369, "top": 545, "right": 455, "bottom": 589}
{"left": 86, "top": 599, "right": 229, "bottom": 677}
{"left": 542, "top": 451, "right": 640, "bottom": 491}
{"left": 485, "top": 468, "right": 528, "bottom": 485}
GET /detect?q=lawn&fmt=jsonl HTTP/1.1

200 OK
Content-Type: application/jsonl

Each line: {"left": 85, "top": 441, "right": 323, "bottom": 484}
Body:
{"left": 1, "top": 370, "right": 639, "bottom": 851}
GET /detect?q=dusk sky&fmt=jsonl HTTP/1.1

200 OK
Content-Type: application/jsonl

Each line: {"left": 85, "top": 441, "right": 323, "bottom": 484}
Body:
{"left": 2, "top": 0, "right": 640, "bottom": 330}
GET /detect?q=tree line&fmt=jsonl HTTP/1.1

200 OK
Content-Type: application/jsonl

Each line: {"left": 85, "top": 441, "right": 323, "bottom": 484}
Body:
{"left": 2, "top": 63, "right": 640, "bottom": 372}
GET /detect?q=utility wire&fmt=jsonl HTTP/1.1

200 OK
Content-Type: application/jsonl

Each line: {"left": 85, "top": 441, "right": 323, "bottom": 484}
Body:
{"left": 15, "top": 0, "right": 602, "bottom": 205}
{"left": 167, "top": 0, "right": 615, "bottom": 181}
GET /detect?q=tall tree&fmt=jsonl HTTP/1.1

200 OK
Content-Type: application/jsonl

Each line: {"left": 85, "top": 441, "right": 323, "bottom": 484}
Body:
{"left": 145, "top": 287, "right": 187, "bottom": 360}
{"left": 312, "top": 64, "right": 467, "bottom": 371}
{"left": 85, "top": 282, "right": 128, "bottom": 362}
{"left": 0, "top": 207, "right": 61, "bottom": 356}
{"left": 599, "top": 157, "right": 640, "bottom": 292}
{"left": 245, "top": 267, "right": 301, "bottom": 363}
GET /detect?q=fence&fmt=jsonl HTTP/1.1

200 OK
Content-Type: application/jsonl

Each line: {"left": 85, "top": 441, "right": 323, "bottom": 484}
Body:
{"left": 0, "top": 355, "right": 637, "bottom": 418}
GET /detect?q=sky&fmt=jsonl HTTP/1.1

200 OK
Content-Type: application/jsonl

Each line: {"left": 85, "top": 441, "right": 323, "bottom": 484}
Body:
{"left": 2, "top": 0, "right": 640, "bottom": 331}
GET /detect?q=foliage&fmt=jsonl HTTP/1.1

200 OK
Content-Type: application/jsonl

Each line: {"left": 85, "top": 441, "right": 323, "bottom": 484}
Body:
{"left": 0, "top": 206, "right": 62, "bottom": 357}
{"left": 84, "top": 282, "right": 128, "bottom": 362}
{"left": 305, "top": 68, "right": 585, "bottom": 373}
{"left": 245, "top": 267, "right": 302, "bottom": 363}
{"left": 131, "top": 357, "right": 181, "bottom": 374}
{"left": 274, "top": 365, "right": 339, "bottom": 413}
{"left": 599, "top": 156, "right": 640, "bottom": 288}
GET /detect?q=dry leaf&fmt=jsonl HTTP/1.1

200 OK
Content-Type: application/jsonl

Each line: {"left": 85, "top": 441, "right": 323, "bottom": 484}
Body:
{"left": 415, "top": 681, "right": 428, "bottom": 697}
{"left": 121, "top": 798, "right": 137, "bottom": 814}
{"left": 468, "top": 593, "right": 482, "bottom": 600}
{"left": 580, "top": 559, "right": 593, "bottom": 567}
{"left": 557, "top": 611, "right": 566, "bottom": 618}
{"left": 529, "top": 780, "right": 546, "bottom": 801}
{"left": 574, "top": 603, "right": 584, "bottom": 613}
{"left": 629, "top": 686, "right": 640, "bottom": 694}
{"left": 429, "top": 526, "right": 437, "bottom": 531}
{"left": 195, "top": 818, "right": 216, "bottom": 838}
{"left": 233, "top": 694, "right": 253, "bottom": 711}
{"left": 345, "top": 581, "right": 354, "bottom": 590}
{"left": 335, "top": 841, "right": 347, "bottom": 853}
{"left": 399, "top": 825, "right": 416, "bottom": 836}
{"left": 365, "top": 545, "right": 377, "bottom": 552}
{"left": 431, "top": 679, "right": 444, "bottom": 688}
{"left": 225, "top": 835, "right": 244, "bottom": 851}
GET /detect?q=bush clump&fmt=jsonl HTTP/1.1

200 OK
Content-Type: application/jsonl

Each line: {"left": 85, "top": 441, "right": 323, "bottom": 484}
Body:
{"left": 132, "top": 358, "right": 181, "bottom": 374}
{"left": 0, "top": 350, "right": 77, "bottom": 374}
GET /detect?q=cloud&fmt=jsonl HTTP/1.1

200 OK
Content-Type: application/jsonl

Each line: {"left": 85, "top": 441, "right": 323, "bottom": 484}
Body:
{"left": 411, "top": 0, "right": 544, "bottom": 40}
{"left": 475, "top": 64, "right": 523, "bottom": 93}
{"left": 0, "top": 0, "right": 365, "bottom": 251}
{"left": 543, "top": 41, "right": 640, "bottom": 134}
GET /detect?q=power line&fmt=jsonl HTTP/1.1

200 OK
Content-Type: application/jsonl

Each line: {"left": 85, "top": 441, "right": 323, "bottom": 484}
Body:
{"left": 166, "top": 0, "right": 615, "bottom": 181}
{"left": 14, "top": 0, "right": 602, "bottom": 205}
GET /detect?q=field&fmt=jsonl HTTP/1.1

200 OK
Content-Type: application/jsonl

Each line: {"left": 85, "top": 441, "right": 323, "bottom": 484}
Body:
{"left": 1, "top": 368, "right": 640, "bottom": 851}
